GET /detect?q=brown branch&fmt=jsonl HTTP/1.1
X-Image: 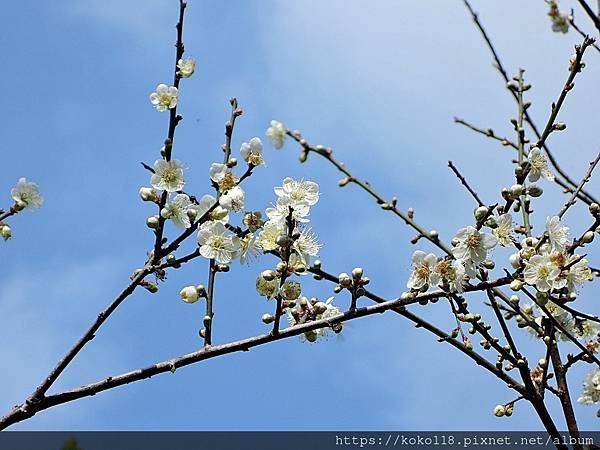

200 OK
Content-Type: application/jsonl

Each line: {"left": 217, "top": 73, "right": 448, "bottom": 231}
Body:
{"left": 448, "top": 161, "right": 485, "bottom": 206}
{"left": 557, "top": 151, "right": 600, "bottom": 218}
{"left": 576, "top": 0, "right": 600, "bottom": 33}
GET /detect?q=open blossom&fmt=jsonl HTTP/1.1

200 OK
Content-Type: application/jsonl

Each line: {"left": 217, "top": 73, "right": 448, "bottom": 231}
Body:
{"left": 523, "top": 254, "right": 560, "bottom": 292}
{"left": 258, "top": 219, "right": 284, "bottom": 251}
{"left": 266, "top": 200, "right": 310, "bottom": 224}
{"left": 161, "top": 194, "right": 194, "bottom": 229}
{"left": 149, "top": 83, "right": 178, "bottom": 112}
{"left": 528, "top": 147, "right": 554, "bottom": 182}
{"left": 219, "top": 185, "right": 245, "bottom": 212}
{"left": 237, "top": 233, "right": 261, "bottom": 265}
{"left": 492, "top": 214, "right": 515, "bottom": 247}
{"left": 177, "top": 57, "right": 196, "bottom": 78}
{"left": 209, "top": 163, "right": 239, "bottom": 191}
{"left": 407, "top": 251, "right": 439, "bottom": 290}
{"left": 266, "top": 120, "right": 286, "bottom": 149}
{"left": 452, "top": 226, "right": 497, "bottom": 266}
{"left": 240, "top": 137, "right": 265, "bottom": 166}
{"left": 315, "top": 297, "right": 342, "bottom": 339}
{"left": 11, "top": 178, "right": 43, "bottom": 210}
{"left": 566, "top": 256, "right": 593, "bottom": 292}
{"left": 197, "top": 221, "right": 240, "bottom": 264}
{"left": 546, "top": 215, "right": 569, "bottom": 251}
{"left": 197, "top": 194, "right": 229, "bottom": 224}
{"left": 150, "top": 159, "right": 185, "bottom": 192}
{"left": 275, "top": 178, "right": 319, "bottom": 207}
{"left": 292, "top": 228, "right": 321, "bottom": 264}
{"left": 434, "top": 259, "right": 466, "bottom": 293}
{"left": 547, "top": 1, "right": 570, "bottom": 34}
{"left": 578, "top": 368, "right": 600, "bottom": 405}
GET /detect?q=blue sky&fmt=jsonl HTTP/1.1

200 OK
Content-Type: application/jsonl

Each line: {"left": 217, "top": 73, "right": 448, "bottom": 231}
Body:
{"left": 1, "top": 0, "right": 600, "bottom": 431}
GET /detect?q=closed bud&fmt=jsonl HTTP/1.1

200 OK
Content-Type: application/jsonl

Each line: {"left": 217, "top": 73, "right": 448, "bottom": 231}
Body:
{"left": 196, "top": 284, "right": 207, "bottom": 297}
{"left": 554, "top": 122, "right": 567, "bottom": 131}
{"left": 338, "top": 176, "right": 350, "bottom": 187}
{"left": 510, "top": 184, "right": 524, "bottom": 196}
{"left": 276, "top": 261, "right": 288, "bottom": 273}
{"left": 501, "top": 187, "right": 511, "bottom": 200}
{"left": 203, "top": 315, "right": 212, "bottom": 326}
{"left": 582, "top": 231, "right": 595, "bottom": 244}
{"left": 180, "top": 286, "right": 200, "bottom": 303}
{"left": 299, "top": 151, "right": 308, "bottom": 163}
{"left": 474, "top": 206, "right": 489, "bottom": 221}
{"left": 187, "top": 208, "right": 198, "bottom": 221}
{"left": 483, "top": 259, "right": 495, "bottom": 269}
{"left": 146, "top": 215, "right": 160, "bottom": 229}
{"left": 312, "top": 259, "right": 322, "bottom": 269}
{"left": 227, "top": 158, "right": 238, "bottom": 167}
{"left": 589, "top": 203, "right": 600, "bottom": 216}
{"left": 509, "top": 253, "right": 521, "bottom": 269}
{"left": 510, "top": 295, "right": 519, "bottom": 304}
{"left": 304, "top": 330, "right": 318, "bottom": 342}
{"left": 261, "top": 270, "right": 276, "bottom": 281}
{"left": 510, "top": 279, "right": 523, "bottom": 291}
{"left": 261, "top": 313, "right": 275, "bottom": 324}
{"left": 352, "top": 267, "right": 364, "bottom": 279}
{"left": 505, "top": 406, "right": 513, "bottom": 417}
{"left": 527, "top": 184, "right": 543, "bottom": 197}
{"left": 313, "top": 302, "right": 328, "bottom": 314}
{"left": 538, "top": 358, "right": 547, "bottom": 368}
{"left": 338, "top": 272, "right": 352, "bottom": 287}
{"left": 143, "top": 281, "right": 159, "bottom": 293}
{"left": 0, "top": 224, "right": 11, "bottom": 241}
{"left": 429, "top": 230, "right": 439, "bottom": 239}
{"left": 139, "top": 187, "right": 158, "bottom": 202}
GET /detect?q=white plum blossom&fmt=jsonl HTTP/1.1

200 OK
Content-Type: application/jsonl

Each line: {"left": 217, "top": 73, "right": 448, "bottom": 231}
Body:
{"left": 578, "top": 368, "right": 600, "bottom": 405}
{"left": 161, "top": 194, "right": 194, "bottom": 229}
{"left": 209, "top": 163, "right": 238, "bottom": 191}
{"left": 407, "top": 251, "right": 439, "bottom": 290}
{"left": 523, "top": 254, "right": 560, "bottom": 292}
{"left": 197, "top": 221, "right": 241, "bottom": 264}
{"left": 151, "top": 159, "right": 185, "bottom": 192}
{"left": 240, "top": 137, "right": 265, "bottom": 166}
{"left": 292, "top": 228, "right": 321, "bottom": 264}
{"left": 280, "top": 280, "right": 302, "bottom": 300}
{"left": 237, "top": 233, "right": 261, "bottom": 265}
{"left": 315, "top": 297, "right": 342, "bottom": 339}
{"left": 149, "top": 83, "right": 178, "bottom": 112}
{"left": 275, "top": 178, "right": 320, "bottom": 207}
{"left": 180, "top": 286, "right": 200, "bottom": 304}
{"left": 546, "top": 215, "right": 569, "bottom": 252}
{"left": 528, "top": 147, "right": 554, "bottom": 182}
{"left": 548, "top": 1, "right": 570, "bottom": 34}
{"left": 452, "top": 226, "right": 497, "bottom": 276}
{"left": 434, "top": 259, "right": 466, "bottom": 293}
{"left": 566, "top": 256, "right": 593, "bottom": 292}
{"left": 196, "top": 194, "right": 229, "bottom": 224}
{"left": 177, "top": 57, "right": 196, "bottom": 78}
{"left": 258, "top": 219, "right": 284, "bottom": 251}
{"left": 219, "top": 185, "right": 245, "bottom": 212}
{"left": 266, "top": 120, "right": 286, "bottom": 149}
{"left": 11, "top": 178, "right": 43, "bottom": 210}
{"left": 493, "top": 214, "right": 515, "bottom": 247}
{"left": 266, "top": 200, "right": 310, "bottom": 224}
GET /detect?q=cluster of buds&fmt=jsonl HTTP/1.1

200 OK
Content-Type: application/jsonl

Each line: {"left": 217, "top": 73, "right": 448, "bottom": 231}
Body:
{"left": 287, "top": 296, "right": 342, "bottom": 342}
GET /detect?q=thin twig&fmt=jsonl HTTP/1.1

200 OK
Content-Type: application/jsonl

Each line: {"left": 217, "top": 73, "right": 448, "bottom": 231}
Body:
{"left": 557, "top": 151, "right": 600, "bottom": 218}
{"left": 447, "top": 161, "right": 485, "bottom": 206}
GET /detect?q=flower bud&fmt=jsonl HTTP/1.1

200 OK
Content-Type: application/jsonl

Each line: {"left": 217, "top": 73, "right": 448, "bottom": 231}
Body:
{"left": 203, "top": 315, "right": 212, "bottom": 326}
{"left": 304, "top": 330, "right": 318, "bottom": 343}
{"left": 510, "top": 279, "right": 523, "bottom": 291}
{"left": 139, "top": 187, "right": 158, "bottom": 202}
{"left": 493, "top": 405, "right": 506, "bottom": 417}
{"left": 510, "top": 184, "right": 524, "bottom": 197}
{"left": 261, "top": 270, "right": 276, "bottom": 281}
{"left": 299, "top": 151, "right": 308, "bottom": 163}
{"left": 180, "top": 285, "right": 200, "bottom": 303}
{"left": 313, "top": 302, "right": 328, "bottom": 314}
{"left": 262, "top": 313, "right": 275, "bottom": 324}
{"left": 146, "top": 215, "right": 160, "bottom": 229}
{"left": 352, "top": 267, "right": 364, "bottom": 279}
{"left": 538, "top": 358, "right": 547, "bottom": 368}
{"left": 429, "top": 230, "right": 439, "bottom": 239}
{"left": 589, "top": 203, "right": 600, "bottom": 216}
{"left": 509, "top": 253, "right": 521, "bottom": 269}
{"left": 276, "top": 261, "right": 288, "bottom": 273}
{"left": 143, "top": 281, "right": 159, "bottom": 293}
{"left": 0, "top": 224, "right": 11, "bottom": 241}
{"left": 582, "top": 231, "right": 595, "bottom": 244}
{"left": 483, "top": 259, "right": 495, "bottom": 270}
{"left": 509, "top": 295, "right": 519, "bottom": 304}
{"left": 187, "top": 208, "right": 198, "bottom": 221}
{"left": 338, "top": 272, "right": 352, "bottom": 287}
{"left": 256, "top": 273, "right": 278, "bottom": 299}
{"left": 527, "top": 184, "right": 543, "bottom": 197}
{"left": 554, "top": 122, "right": 567, "bottom": 131}
{"left": 504, "top": 406, "right": 513, "bottom": 417}
{"left": 474, "top": 206, "right": 489, "bottom": 222}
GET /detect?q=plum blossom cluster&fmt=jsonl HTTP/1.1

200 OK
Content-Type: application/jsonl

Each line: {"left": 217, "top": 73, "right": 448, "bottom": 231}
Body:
{"left": 286, "top": 296, "right": 342, "bottom": 343}
{"left": 1, "top": 177, "right": 43, "bottom": 242}
{"left": 547, "top": 0, "right": 570, "bottom": 34}
{"left": 578, "top": 368, "right": 600, "bottom": 405}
